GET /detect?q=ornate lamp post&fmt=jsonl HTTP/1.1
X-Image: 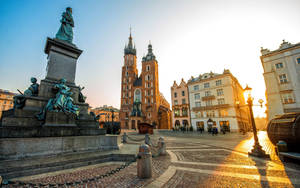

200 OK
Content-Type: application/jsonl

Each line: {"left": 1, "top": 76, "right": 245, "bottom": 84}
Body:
{"left": 244, "top": 85, "right": 269, "bottom": 158}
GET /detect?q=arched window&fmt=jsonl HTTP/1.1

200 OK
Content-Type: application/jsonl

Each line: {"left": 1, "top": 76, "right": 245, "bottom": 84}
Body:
{"left": 134, "top": 89, "right": 141, "bottom": 102}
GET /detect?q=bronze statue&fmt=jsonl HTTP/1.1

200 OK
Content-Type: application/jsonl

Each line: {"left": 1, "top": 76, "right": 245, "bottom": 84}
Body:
{"left": 36, "top": 78, "right": 79, "bottom": 120}
{"left": 55, "top": 7, "right": 74, "bottom": 43}
{"left": 14, "top": 77, "right": 39, "bottom": 109}
{"left": 78, "top": 86, "right": 86, "bottom": 103}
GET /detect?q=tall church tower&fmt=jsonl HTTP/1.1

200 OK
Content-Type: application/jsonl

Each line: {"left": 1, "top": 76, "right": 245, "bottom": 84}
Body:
{"left": 120, "top": 32, "right": 137, "bottom": 129}
{"left": 141, "top": 43, "right": 160, "bottom": 125}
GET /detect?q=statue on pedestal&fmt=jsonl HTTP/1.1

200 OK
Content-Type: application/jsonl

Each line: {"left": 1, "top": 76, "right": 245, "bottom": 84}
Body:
{"left": 14, "top": 77, "right": 39, "bottom": 109}
{"left": 37, "top": 78, "right": 79, "bottom": 120}
{"left": 55, "top": 7, "right": 74, "bottom": 43}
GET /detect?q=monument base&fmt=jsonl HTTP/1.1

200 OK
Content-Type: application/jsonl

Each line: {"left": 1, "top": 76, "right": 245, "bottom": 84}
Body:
{"left": 0, "top": 135, "right": 120, "bottom": 160}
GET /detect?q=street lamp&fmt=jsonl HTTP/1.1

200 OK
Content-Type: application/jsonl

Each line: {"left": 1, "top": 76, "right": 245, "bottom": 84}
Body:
{"left": 244, "top": 85, "right": 269, "bottom": 158}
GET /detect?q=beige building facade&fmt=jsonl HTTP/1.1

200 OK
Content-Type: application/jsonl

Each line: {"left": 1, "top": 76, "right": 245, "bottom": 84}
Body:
{"left": 188, "top": 70, "right": 250, "bottom": 132}
{"left": 0, "top": 89, "right": 16, "bottom": 119}
{"left": 261, "top": 40, "right": 300, "bottom": 121}
{"left": 170, "top": 79, "right": 191, "bottom": 129}
{"left": 90, "top": 105, "right": 120, "bottom": 123}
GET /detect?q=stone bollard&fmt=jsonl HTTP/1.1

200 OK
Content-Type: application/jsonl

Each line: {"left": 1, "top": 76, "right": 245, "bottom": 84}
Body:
{"left": 122, "top": 132, "right": 128, "bottom": 143}
{"left": 145, "top": 133, "right": 151, "bottom": 146}
{"left": 137, "top": 144, "right": 152, "bottom": 179}
{"left": 158, "top": 137, "right": 166, "bottom": 155}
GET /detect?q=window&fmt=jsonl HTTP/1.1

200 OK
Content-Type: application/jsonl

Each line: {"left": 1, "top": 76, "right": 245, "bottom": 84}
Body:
{"left": 195, "top": 102, "right": 201, "bottom": 107}
{"left": 281, "top": 93, "right": 294, "bottom": 104}
{"left": 174, "top": 100, "right": 178, "bottom": 105}
{"left": 217, "top": 89, "right": 224, "bottom": 96}
{"left": 194, "top": 85, "right": 199, "bottom": 91}
{"left": 297, "top": 58, "right": 300, "bottom": 64}
{"left": 182, "top": 99, "right": 186, "bottom": 104}
{"left": 148, "top": 83, "right": 150, "bottom": 88}
{"left": 182, "top": 91, "right": 185, "bottom": 96}
{"left": 216, "top": 80, "right": 222, "bottom": 86}
{"left": 205, "top": 100, "right": 212, "bottom": 106}
{"left": 207, "top": 110, "right": 215, "bottom": 118}
{"left": 182, "top": 108, "right": 188, "bottom": 116}
{"left": 196, "top": 112, "right": 203, "bottom": 118}
{"left": 194, "top": 93, "right": 200, "bottom": 100}
{"left": 217, "top": 98, "right": 225, "bottom": 105}
{"left": 174, "top": 109, "right": 180, "bottom": 117}
{"left": 279, "top": 74, "right": 288, "bottom": 84}
{"left": 146, "top": 65, "right": 150, "bottom": 71}
{"left": 151, "top": 89, "right": 153, "bottom": 96}
{"left": 275, "top": 63, "right": 283, "bottom": 69}
{"left": 204, "top": 83, "right": 210, "bottom": 88}
{"left": 219, "top": 110, "right": 228, "bottom": 117}
{"left": 148, "top": 90, "right": 151, "bottom": 96}
{"left": 205, "top": 91, "right": 211, "bottom": 96}
{"left": 126, "top": 72, "right": 128, "bottom": 76}
{"left": 151, "top": 98, "right": 154, "bottom": 104}
{"left": 174, "top": 92, "right": 177, "bottom": 98}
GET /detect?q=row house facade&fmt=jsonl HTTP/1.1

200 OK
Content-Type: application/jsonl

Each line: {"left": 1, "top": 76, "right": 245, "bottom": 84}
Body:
{"left": 171, "top": 79, "right": 190, "bottom": 129}
{"left": 171, "top": 70, "right": 251, "bottom": 132}
{"left": 261, "top": 40, "right": 300, "bottom": 121}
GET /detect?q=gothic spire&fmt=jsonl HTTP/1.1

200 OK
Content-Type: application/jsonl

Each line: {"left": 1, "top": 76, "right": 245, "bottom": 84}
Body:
{"left": 124, "top": 28, "right": 136, "bottom": 55}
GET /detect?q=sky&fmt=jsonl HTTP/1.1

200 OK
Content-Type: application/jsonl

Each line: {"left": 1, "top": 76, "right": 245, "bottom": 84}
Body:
{"left": 0, "top": 0, "right": 300, "bottom": 117}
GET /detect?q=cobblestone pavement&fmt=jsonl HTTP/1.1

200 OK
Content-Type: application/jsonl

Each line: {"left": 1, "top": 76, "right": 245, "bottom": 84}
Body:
{"left": 8, "top": 131, "right": 300, "bottom": 188}
{"left": 153, "top": 131, "right": 300, "bottom": 188}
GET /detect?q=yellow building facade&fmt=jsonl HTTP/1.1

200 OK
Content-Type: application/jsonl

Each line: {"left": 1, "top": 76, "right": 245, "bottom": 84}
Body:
{"left": 0, "top": 89, "right": 16, "bottom": 119}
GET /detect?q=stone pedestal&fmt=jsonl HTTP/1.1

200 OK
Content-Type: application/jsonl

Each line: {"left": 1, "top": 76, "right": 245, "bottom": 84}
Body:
{"left": 0, "top": 135, "right": 120, "bottom": 160}
{"left": 44, "top": 111, "right": 77, "bottom": 127}
{"left": 44, "top": 38, "right": 82, "bottom": 84}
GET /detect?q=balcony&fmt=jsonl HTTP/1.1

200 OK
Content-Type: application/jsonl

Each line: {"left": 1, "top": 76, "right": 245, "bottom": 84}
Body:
{"left": 201, "top": 95, "right": 215, "bottom": 101}
{"left": 192, "top": 104, "right": 230, "bottom": 111}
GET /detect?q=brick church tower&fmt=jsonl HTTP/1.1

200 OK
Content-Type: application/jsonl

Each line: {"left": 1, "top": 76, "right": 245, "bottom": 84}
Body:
{"left": 120, "top": 32, "right": 172, "bottom": 130}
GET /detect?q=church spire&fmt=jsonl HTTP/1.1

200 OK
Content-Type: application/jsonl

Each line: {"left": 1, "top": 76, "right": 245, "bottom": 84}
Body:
{"left": 143, "top": 41, "right": 155, "bottom": 61}
{"left": 124, "top": 28, "right": 136, "bottom": 55}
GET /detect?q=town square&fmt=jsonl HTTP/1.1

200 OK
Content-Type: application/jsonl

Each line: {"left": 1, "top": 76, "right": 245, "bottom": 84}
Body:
{"left": 0, "top": 1, "right": 299, "bottom": 187}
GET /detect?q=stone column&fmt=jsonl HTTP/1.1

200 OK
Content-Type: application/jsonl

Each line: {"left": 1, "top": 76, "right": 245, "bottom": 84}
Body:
{"left": 137, "top": 144, "right": 152, "bottom": 179}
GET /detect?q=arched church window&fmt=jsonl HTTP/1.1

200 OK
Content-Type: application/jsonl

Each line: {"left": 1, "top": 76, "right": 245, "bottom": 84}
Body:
{"left": 134, "top": 89, "right": 141, "bottom": 102}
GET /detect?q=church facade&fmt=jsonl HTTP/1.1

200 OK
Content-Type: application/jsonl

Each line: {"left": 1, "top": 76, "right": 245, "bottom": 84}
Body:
{"left": 119, "top": 33, "right": 172, "bottom": 130}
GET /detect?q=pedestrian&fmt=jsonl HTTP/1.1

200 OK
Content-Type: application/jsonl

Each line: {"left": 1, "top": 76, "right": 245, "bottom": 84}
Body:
{"left": 212, "top": 124, "right": 217, "bottom": 136}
